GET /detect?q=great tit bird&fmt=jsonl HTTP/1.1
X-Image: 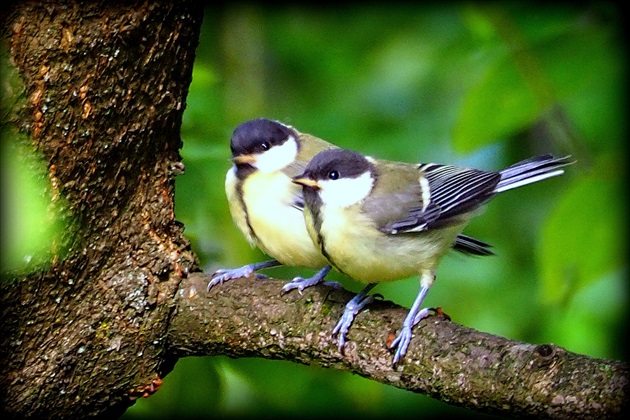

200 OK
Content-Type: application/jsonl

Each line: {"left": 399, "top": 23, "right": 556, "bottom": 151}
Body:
{"left": 207, "top": 118, "right": 337, "bottom": 292}
{"left": 208, "top": 118, "right": 493, "bottom": 294}
{"left": 293, "top": 148, "right": 573, "bottom": 365}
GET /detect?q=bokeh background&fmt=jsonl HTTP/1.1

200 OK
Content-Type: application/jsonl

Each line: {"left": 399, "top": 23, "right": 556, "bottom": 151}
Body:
{"left": 2, "top": 2, "right": 626, "bottom": 419}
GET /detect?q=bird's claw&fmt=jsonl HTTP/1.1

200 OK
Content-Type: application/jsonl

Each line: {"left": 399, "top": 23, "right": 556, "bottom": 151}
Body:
{"left": 280, "top": 276, "right": 311, "bottom": 295}
{"left": 207, "top": 266, "right": 255, "bottom": 291}
{"left": 281, "top": 276, "right": 341, "bottom": 295}
{"left": 332, "top": 312, "right": 352, "bottom": 352}
{"left": 332, "top": 292, "right": 375, "bottom": 353}
{"left": 389, "top": 306, "right": 450, "bottom": 366}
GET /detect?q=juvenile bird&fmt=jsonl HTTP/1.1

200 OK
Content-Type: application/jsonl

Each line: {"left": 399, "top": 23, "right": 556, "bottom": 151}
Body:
{"left": 293, "top": 148, "right": 573, "bottom": 365}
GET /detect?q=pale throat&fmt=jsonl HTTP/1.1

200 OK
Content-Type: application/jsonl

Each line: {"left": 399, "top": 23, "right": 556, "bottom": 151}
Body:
{"left": 254, "top": 136, "right": 298, "bottom": 173}
{"left": 318, "top": 171, "right": 374, "bottom": 208}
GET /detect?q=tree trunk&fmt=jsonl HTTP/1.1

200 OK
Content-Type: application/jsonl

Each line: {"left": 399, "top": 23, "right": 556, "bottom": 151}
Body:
{"left": 1, "top": 2, "right": 628, "bottom": 419}
{"left": 1, "top": 1, "right": 202, "bottom": 418}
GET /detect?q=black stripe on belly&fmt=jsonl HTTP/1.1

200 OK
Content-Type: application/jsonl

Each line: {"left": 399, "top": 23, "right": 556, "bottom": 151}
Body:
{"left": 310, "top": 198, "right": 348, "bottom": 278}
{"left": 236, "top": 171, "right": 259, "bottom": 243}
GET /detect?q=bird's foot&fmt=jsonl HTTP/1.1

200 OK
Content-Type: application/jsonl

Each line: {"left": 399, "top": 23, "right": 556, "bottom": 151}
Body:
{"left": 390, "top": 307, "right": 431, "bottom": 366}
{"left": 280, "top": 266, "right": 336, "bottom": 295}
{"left": 281, "top": 276, "right": 340, "bottom": 295}
{"left": 332, "top": 293, "right": 374, "bottom": 352}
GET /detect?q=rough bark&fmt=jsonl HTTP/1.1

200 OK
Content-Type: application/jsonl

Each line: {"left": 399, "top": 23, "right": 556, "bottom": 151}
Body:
{"left": 1, "top": 1, "right": 628, "bottom": 419}
{"left": 1, "top": 1, "right": 202, "bottom": 418}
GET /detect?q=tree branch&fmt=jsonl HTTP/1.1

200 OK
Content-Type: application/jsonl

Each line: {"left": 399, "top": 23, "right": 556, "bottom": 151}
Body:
{"left": 169, "top": 272, "right": 629, "bottom": 419}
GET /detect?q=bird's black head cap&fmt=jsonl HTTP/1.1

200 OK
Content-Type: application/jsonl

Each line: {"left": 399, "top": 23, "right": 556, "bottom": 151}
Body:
{"left": 302, "top": 148, "right": 372, "bottom": 181}
{"left": 230, "top": 118, "right": 296, "bottom": 157}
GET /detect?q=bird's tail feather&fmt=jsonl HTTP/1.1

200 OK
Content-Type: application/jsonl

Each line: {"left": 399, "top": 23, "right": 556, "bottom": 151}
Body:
{"left": 452, "top": 234, "right": 494, "bottom": 256}
{"left": 495, "top": 155, "right": 574, "bottom": 193}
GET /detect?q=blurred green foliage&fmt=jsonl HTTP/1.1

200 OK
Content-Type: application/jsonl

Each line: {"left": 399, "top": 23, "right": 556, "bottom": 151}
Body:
{"left": 0, "top": 130, "right": 66, "bottom": 274}
{"left": 1, "top": 2, "right": 623, "bottom": 418}
{"left": 1, "top": 44, "right": 69, "bottom": 277}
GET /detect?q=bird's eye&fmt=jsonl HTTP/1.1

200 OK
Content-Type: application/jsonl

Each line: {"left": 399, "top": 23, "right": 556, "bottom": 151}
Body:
{"left": 328, "top": 170, "right": 339, "bottom": 180}
{"left": 260, "top": 141, "right": 271, "bottom": 151}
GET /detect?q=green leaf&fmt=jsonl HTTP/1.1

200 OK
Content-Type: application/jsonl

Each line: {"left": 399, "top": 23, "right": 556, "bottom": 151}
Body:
{"left": 452, "top": 54, "right": 541, "bottom": 152}
{"left": 538, "top": 155, "right": 626, "bottom": 305}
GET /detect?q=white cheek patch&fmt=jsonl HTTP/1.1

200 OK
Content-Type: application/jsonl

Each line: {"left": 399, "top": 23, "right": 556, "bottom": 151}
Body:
{"left": 254, "top": 136, "right": 298, "bottom": 173}
{"left": 318, "top": 171, "right": 374, "bottom": 208}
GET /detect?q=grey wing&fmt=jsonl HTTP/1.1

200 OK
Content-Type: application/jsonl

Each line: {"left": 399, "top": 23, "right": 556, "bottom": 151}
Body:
{"left": 380, "top": 163, "right": 501, "bottom": 234}
{"left": 361, "top": 181, "right": 429, "bottom": 232}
